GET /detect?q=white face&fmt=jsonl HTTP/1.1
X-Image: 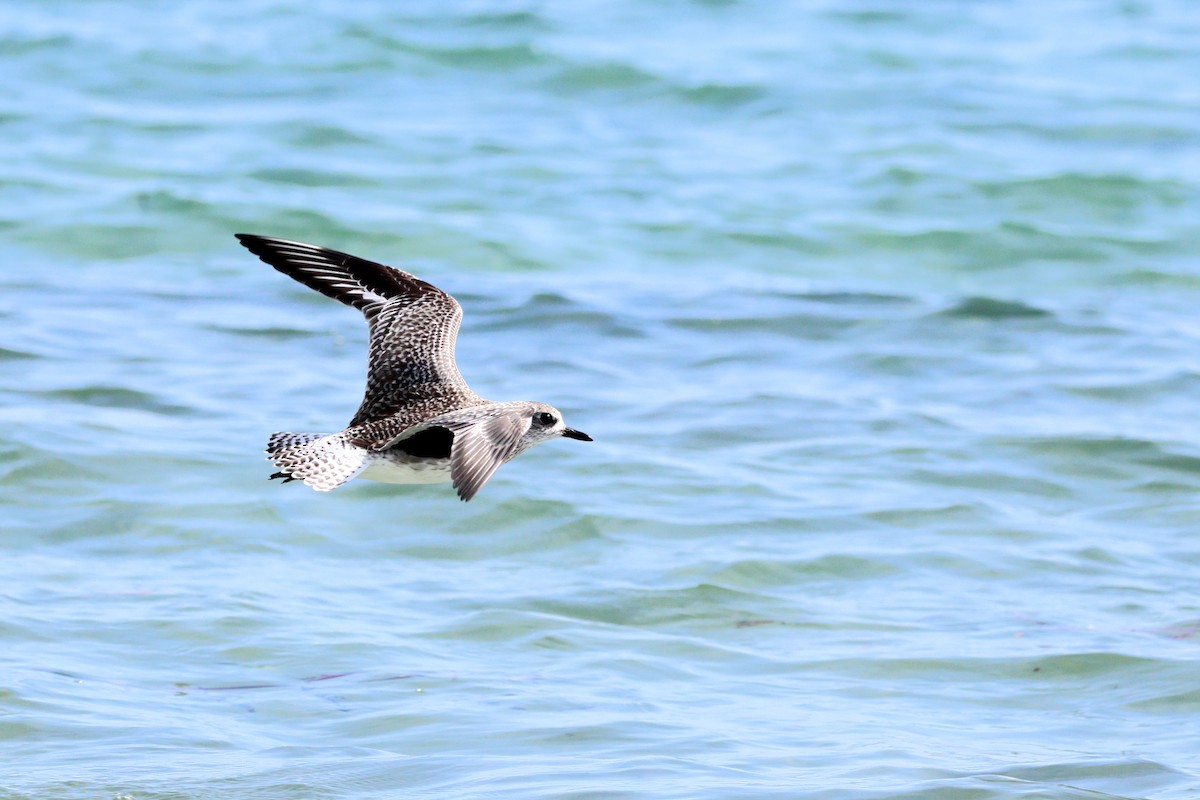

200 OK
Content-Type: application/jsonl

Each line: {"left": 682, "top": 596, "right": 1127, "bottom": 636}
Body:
{"left": 527, "top": 406, "right": 565, "bottom": 442}
{"left": 524, "top": 405, "right": 592, "bottom": 447}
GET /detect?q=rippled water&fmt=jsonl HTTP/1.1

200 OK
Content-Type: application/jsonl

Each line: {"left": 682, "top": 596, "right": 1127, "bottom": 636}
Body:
{"left": 3, "top": 1, "right": 1200, "bottom": 798}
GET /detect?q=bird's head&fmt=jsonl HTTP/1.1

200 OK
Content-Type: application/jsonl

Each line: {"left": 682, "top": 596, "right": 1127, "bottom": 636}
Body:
{"left": 522, "top": 402, "right": 592, "bottom": 449}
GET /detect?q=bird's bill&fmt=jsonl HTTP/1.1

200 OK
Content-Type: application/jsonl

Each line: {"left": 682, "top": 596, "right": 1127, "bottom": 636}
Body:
{"left": 562, "top": 427, "right": 593, "bottom": 442}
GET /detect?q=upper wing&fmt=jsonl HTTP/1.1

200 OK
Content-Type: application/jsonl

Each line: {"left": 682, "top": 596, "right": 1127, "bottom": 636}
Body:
{"left": 236, "top": 234, "right": 477, "bottom": 426}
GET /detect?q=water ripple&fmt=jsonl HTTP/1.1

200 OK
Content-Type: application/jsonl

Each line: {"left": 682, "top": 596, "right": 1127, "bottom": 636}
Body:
{"left": 3, "top": 0, "right": 1200, "bottom": 797}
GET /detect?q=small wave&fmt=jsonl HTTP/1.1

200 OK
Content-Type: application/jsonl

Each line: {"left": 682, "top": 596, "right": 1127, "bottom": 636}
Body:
{"left": 1007, "top": 435, "right": 1161, "bottom": 459}
{"left": 1114, "top": 268, "right": 1200, "bottom": 288}
{"left": 1058, "top": 370, "right": 1200, "bottom": 400}
{"left": 767, "top": 289, "right": 914, "bottom": 306}
{"left": 249, "top": 167, "right": 375, "bottom": 188}
{"left": 672, "top": 82, "right": 768, "bottom": 109}
{"left": 0, "top": 345, "right": 38, "bottom": 361}
{"left": 284, "top": 124, "right": 378, "bottom": 149}
{"left": 0, "top": 34, "right": 73, "bottom": 56}
{"left": 135, "top": 190, "right": 208, "bottom": 215}
{"left": 725, "top": 229, "right": 832, "bottom": 254}
{"left": 953, "top": 119, "right": 1198, "bottom": 145}
{"left": 37, "top": 386, "right": 192, "bottom": 416}
{"left": 541, "top": 62, "right": 658, "bottom": 93}
{"left": 972, "top": 171, "right": 1190, "bottom": 209}
{"left": 475, "top": 293, "right": 644, "bottom": 337}
{"left": 937, "top": 297, "right": 1052, "bottom": 320}
{"left": 541, "top": 57, "right": 767, "bottom": 109}
{"left": 459, "top": 11, "right": 552, "bottom": 32}
{"left": 396, "top": 41, "right": 545, "bottom": 70}
{"left": 1142, "top": 451, "right": 1200, "bottom": 476}
{"left": 207, "top": 325, "right": 323, "bottom": 340}
{"left": 707, "top": 555, "right": 901, "bottom": 586}
{"left": 825, "top": 9, "right": 913, "bottom": 25}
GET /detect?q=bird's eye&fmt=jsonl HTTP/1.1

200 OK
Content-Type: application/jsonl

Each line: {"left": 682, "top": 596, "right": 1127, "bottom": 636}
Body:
{"left": 535, "top": 412, "right": 556, "bottom": 426}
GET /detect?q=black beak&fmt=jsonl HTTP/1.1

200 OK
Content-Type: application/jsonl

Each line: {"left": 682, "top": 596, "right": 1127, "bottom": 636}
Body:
{"left": 562, "top": 427, "right": 593, "bottom": 442}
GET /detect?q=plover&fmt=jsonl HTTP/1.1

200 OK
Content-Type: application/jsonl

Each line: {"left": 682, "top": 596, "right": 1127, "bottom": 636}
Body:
{"left": 235, "top": 234, "right": 592, "bottom": 501}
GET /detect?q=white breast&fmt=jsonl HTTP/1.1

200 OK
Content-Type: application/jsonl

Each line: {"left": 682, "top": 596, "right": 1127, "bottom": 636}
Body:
{"left": 359, "top": 453, "right": 453, "bottom": 485}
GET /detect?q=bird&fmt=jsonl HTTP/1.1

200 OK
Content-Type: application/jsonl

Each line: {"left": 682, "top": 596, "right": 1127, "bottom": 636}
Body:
{"left": 235, "top": 234, "right": 592, "bottom": 501}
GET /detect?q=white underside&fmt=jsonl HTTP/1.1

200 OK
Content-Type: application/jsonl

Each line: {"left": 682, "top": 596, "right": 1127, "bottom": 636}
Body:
{"left": 359, "top": 454, "right": 453, "bottom": 485}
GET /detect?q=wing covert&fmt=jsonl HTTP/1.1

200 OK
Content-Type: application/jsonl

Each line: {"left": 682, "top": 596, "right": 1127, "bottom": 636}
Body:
{"left": 236, "top": 234, "right": 478, "bottom": 427}
{"left": 350, "top": 282, "right": 474, "bottom": 426}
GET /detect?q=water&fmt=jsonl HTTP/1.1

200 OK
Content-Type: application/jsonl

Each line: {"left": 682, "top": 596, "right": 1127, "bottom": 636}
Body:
{"left": 3, "top": 1, "right": 1200, "bottom": 797}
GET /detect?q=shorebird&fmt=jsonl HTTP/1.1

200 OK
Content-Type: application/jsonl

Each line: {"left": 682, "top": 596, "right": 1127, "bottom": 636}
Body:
{"left": 235, "top": 234, "right": 592, "bottom": 501}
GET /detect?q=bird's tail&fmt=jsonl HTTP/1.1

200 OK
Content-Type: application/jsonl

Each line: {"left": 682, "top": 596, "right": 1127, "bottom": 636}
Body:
{"left": 265, "top": 431, "right": 369, "bottom": 492}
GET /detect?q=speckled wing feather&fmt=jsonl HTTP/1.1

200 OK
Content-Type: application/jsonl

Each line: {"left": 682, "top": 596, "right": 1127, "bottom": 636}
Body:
{"left": 347, "top": 269, "right": 479, "bottom": 428}
{"left": 235, "top": 234, "right": 483, "bottom": 433}
{"left": 446, "top": 408, "right": 533, "bottom": 501}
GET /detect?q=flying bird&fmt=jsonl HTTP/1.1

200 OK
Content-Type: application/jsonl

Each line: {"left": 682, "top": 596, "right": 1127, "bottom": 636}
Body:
{"left": 235, "top": 234, "right": 592, "bottom": 501}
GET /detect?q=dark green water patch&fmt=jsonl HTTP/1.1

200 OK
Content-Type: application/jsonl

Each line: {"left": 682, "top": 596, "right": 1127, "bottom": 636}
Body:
{"left": 1011, "top": 435, "right": 1161, "bottom": 460}
{"left": 937, "top": 297, "right": 1052, "bottom": 320}
{"left": 284, "top": 124, "right": 379, "bottom": 149}
{"left": 0, "top": 346, "right": 38, "bottom": 361}
{"left": 672, "top": 82, "right": 768, "bottom": 109}
{"left": 37, "top": 386, "right": 192, "bottom": 416}
{"left": 1058, "top": 371, "right": 1200, "bottom": 400}
{"left": 974, "top": 172, "right": 1191, "bottom": 209}
{"left": 135, "top": 190, "right": 209, "bottom": 215}
{"left": 1140, "top": 451, "right": 1200, "bottom": 475}
{"left": 459, "top": 11, "right": 552, "bottom": 31}
{"left": 784, "top": 290, "right": 915, "bottom": 306}
{"left": 396, "top": 41, "right": 546, "bottom": 70}
{"left": 725, "top": 228, "right": 837, "bottom": 254}
{"left": 707, "top": 555, "right": 901, "bottom": 587}
{"left": 250, "top": 168, "right": 376, "bottom": 188}
{"left": 542, "top": 62, "right": 659, "bottom": 93}
{"left": 207, "top": 325, "right": 324, "bottom": 340}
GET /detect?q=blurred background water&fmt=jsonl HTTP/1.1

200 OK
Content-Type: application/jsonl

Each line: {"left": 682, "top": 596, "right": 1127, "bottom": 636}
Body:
{"left": 3, "top": 1, "right": 1200, "bottom": 798}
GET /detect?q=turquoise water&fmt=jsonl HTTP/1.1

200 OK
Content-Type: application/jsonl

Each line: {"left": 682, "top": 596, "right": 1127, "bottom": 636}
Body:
{"left": 3, "top": 1, "right": 1200, "bottom": 797}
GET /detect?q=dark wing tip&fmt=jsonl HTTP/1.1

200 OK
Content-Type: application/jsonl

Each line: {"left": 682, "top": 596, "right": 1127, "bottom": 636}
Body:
{"left": 234, "top": 232, "right": 299, "bottom": 256}
{"left": 234, "top": 233, "right": 391, "bottom": 314}
{"left": 236, "top": 233, "right": 452, "bottom": 310}
{"left": 233, "top": 233, "right": 286, "bottom": 260}
{"left": 455, "top": 479, "right": 483, "bottom": 502}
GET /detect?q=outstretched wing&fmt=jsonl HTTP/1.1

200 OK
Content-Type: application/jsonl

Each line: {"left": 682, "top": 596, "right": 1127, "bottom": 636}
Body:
{"left": 235, "top": 234, "right": 477, "bottom": 426}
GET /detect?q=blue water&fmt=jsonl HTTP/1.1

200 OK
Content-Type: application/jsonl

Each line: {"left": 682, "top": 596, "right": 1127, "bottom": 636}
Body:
{"left": 3, "top": 1, "right": 1200, "bottom": 798}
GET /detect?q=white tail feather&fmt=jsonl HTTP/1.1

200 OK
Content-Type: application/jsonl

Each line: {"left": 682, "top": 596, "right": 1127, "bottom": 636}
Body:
{"left": 265, "top": 431, "right": 368, "bottom": 492}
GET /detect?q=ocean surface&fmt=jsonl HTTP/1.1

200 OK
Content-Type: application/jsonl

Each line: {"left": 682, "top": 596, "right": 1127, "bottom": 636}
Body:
{"left": 3, "top": 1, "right": 1200, "bottom": 798}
